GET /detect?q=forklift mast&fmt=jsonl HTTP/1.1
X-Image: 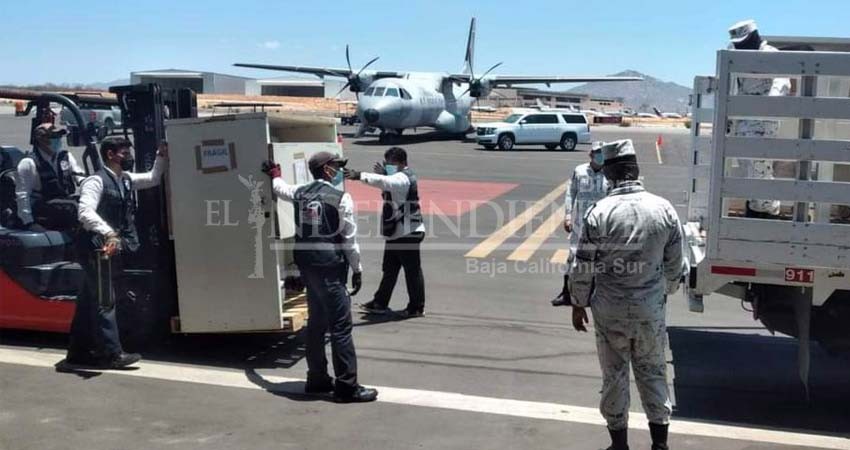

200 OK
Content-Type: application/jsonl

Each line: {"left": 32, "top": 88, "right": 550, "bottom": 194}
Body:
{"left": 107, "top": 84, "right": 197, "bottom": 340}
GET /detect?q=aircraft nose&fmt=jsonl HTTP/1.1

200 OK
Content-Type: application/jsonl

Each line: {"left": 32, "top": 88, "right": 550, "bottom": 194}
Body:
{"left": 364, "top": 108, "right": 380, "bottom": 124}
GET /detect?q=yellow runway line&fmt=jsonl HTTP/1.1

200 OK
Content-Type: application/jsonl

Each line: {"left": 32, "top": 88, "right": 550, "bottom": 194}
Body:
{"left": 507, "top": 206, "right": 567, "bottom": 262}
{"left": 550, "top": 248, "right": 570, "bottom": 265}
{"left": 465, "top": 184, "right": 567, "bottom": 259}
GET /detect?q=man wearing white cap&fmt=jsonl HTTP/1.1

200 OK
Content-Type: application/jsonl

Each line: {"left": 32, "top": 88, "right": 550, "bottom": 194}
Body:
{"left": 569, "top": 139, "right": 684, "bottom": 450}
{"left": 728, "top": 19, "right": 791, "bottom": 219}
{"left": 551, "top": 142, "right": 608, "bottom": 306}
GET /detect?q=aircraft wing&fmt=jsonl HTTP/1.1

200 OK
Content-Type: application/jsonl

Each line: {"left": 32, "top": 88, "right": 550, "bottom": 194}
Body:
{"left": 448, "top": 74, "right": 642, "bottom": 86}
{"left": 234, "top": 63, "right": 404, "bottom": 80}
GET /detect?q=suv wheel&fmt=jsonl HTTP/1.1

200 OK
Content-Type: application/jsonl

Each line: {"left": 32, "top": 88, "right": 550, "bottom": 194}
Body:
{"left": 560, "top": 133, "right": 577, "bottom": 151}
{"left": 497, "top": 134, "right": 515, "bottom": 151}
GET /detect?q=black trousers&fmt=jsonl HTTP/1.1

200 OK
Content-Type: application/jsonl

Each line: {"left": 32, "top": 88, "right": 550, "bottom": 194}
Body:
{"left": 299, "top": 263, "right": 358, "bottom": 394}
{"left": 372, "top": 232, "right": 425, "bottom": 312}
{"left": 67, "top": 252, "right": 124, "bottom": 360}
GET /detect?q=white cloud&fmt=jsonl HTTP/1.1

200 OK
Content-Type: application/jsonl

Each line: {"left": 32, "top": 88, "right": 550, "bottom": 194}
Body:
{"left": 261, "top": 40, "right": 280, "bottom": 50}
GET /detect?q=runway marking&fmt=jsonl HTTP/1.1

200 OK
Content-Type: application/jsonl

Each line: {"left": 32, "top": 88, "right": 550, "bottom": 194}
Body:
{"left": 507, "top": 206, "right": 566, "bottom": 262}
{"left": 465, "top": 183, "right": 566, "bottom": 259}
{"left": 656, "top": 141, "right": 664, "bottom": 165}
{"left": 550, "top": 248, "right": 570, "bottom": 265}
{"left": 1, "top": 347, "right": 847, "bottom": 450}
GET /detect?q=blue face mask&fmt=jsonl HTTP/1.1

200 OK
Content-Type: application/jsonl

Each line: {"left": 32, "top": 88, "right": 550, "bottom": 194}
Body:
{"left": 50, "top": 138, "right": 62, "bottom": 153}
{"left": 592, "top": 152, "right": 605, "bottom": 166}
{"left": 331, "top": 168, "right": 344, "bottom": 186}
{"left": 384, "top": 164, "right": 398, "bottom": 176}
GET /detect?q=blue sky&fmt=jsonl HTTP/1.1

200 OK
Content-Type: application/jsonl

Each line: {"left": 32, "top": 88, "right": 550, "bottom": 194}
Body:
{"left": 1, "top": 0, "right": 845, "bottom": 87}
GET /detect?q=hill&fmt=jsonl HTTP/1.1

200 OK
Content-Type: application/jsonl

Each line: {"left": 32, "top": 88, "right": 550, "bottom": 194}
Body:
{"left": 568, "top": 70, "right": 691, "bottom": 114}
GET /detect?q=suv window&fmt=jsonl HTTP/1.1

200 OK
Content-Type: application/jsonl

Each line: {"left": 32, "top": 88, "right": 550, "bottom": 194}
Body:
{"left": 561, "top": 114, "right": 587, "bottom": 124}
{"left": 523, "top": 114, "right": 558, "bottom": 124}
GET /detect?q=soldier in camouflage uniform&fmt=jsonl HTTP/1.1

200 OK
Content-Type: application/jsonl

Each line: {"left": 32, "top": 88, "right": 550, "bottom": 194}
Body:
{"left": 569, "top": 139, "right": 684, "bottom": 450}
{"left": 728, "top": 19, "right": 792, "bottom": 219}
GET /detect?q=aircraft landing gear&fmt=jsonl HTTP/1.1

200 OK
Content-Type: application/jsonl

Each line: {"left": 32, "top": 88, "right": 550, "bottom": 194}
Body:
{"left": 378, "top": 129, "right": 404, "bottom": 144}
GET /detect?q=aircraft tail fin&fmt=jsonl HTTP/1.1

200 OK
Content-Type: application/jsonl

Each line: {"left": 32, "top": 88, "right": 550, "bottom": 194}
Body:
{"left": 462, "top": 17, "right": 476, "bottom": 75}
{"left": 653, "top": 106, "right": 663, "bottom": 117}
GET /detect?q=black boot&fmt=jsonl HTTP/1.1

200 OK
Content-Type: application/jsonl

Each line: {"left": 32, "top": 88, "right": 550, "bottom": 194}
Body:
{"left": 605, "top": 427, "right": 629, "bottom": 450}
{"left": 649, "top": 423, "right": 669, "bottom": 450}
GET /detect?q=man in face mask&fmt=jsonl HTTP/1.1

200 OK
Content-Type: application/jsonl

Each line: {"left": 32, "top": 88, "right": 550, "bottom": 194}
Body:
{"left": 66, "top": 137, "right": 168, "bottom": 369}
{"left": 728, "top": 19, "right": 792, "bottom": 219}
{"left": 15, "top": 122, "right": 84, "bottom": 231}
{"left": 569, "top": 140, "right": 684, "bottom": 450}
{"left": 344, "top": 146, "right": 426, "bottom": 319}
{"left": 262, "top": 152, "right": 377, "bottom": 403}
{"left": 551, "top": 142, "right": 609, "bottom": 306}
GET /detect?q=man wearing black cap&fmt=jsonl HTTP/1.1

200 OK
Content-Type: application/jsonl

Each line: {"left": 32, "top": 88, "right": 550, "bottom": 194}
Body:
{"left": 15, "top": 122, "right": 84, "bottom": 231}
{"left": 67, "top": 137, "right": 168, "bottom": 369}
{"left": 262, "top": 151, "right": 377, "bottom": 403}
{"left": 569, "top": 140, "right": 684, "bottom": 450}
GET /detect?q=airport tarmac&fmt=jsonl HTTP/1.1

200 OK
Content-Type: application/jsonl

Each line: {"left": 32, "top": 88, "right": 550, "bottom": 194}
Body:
{"left": 1, "top": 113, "right": 849, "bottom": 450}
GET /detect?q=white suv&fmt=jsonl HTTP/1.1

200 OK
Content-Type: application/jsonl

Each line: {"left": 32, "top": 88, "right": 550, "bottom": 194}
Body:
{"left": 475, "top": 112, "right": 591, "bottom": 151}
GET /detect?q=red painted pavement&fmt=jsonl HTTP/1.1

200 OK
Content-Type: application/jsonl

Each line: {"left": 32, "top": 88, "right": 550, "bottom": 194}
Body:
{"left": 345, "top": 178, "right": 518, "bottom": 217}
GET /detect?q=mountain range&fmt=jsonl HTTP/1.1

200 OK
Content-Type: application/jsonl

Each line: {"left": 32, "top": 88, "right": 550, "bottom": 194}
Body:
{"left": 568, "top": 70, "right": 692, "bottom": 114}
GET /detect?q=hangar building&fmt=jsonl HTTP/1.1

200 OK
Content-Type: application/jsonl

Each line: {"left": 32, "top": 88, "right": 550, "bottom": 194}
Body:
{"left": 130, "top": 69, "right": 260, "bottom": 95}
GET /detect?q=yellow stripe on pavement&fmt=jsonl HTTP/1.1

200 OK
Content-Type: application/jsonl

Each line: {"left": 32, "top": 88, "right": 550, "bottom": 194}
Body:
{"left": 550, "top": 248, "right": 570, "bottom": 265}
{"left": 465, "top": 184, "right": 567, "bottom": 259}
{"left": 507, "top": 206, "right": 567, "bottom": 262}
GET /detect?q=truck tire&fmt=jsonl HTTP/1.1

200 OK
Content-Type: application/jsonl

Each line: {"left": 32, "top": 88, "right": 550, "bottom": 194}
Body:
{"left": 497, "top": 133, "right": 515, "bottom": 151}
{"left": 560, "top": 133, "right": 577, "bottom": 151}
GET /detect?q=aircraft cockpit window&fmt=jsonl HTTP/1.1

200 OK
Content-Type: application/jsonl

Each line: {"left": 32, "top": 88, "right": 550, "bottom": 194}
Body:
{"left": 385, "top": 88, "right": 399, "bottom": 97}
{"left": 365, "top": 87, "right": 375, "bottom": 96}
{"left": 374, "top": 87, "right": 386, "bottom": 96}
{"left": 400, "top": 89, "right": 412, "bottom": 100}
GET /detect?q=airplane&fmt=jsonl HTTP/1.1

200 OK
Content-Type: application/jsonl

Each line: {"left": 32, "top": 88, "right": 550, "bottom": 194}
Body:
{"left": 235, "top": 18, "right": 641, "bottom": 142}
{"left": 653, "top": 106, "right": 684, "bottom": 119}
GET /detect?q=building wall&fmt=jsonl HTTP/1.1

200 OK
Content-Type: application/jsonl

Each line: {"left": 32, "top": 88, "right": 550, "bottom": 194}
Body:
{"left": 134, "top": 76, "right": 205, "bottom": 93}
{"left": 261, "top": 85, "right": 325, "bottom": 97}
{"left": 210, "top": 74, "right": 253, "bottom": 95}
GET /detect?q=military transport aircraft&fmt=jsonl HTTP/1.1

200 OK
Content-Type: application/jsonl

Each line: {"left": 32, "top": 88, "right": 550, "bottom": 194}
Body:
{"left": 235, "top": 18, "right": 640, "bottom": 142}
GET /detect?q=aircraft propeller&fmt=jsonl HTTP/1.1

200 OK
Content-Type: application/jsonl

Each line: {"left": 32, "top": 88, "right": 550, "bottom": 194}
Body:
{"left": 335, "top": 45, "right": 379, "bottom": 99}
{"left": 461, "top": 61, "right": 503, "bottom": 98}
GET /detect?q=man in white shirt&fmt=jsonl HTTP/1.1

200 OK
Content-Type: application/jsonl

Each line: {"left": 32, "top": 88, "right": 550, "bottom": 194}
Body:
{"left": 15, "top": 123, "right": 84, "bottom": 231}
{"left": 345, "top": 147, "right": 426, "bottom": 318}
{"left": 66, "top": 137, "right": 167, "bottom": 369}
{"left": 263, "top": 152, "right": 377, "bottom": 403}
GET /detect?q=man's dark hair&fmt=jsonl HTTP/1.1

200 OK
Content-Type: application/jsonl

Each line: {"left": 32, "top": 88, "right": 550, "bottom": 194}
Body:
{"left": 603, "top": 162, "right": 640, "bottom": 183}
{"left": 384, "top": 147, "right": 408, "bottom": 165}
{"left": 309, "top": 165, "right": 326, "bottom": 180}
{"left": 100, "top": 137, "right": 132, "bottom": 162}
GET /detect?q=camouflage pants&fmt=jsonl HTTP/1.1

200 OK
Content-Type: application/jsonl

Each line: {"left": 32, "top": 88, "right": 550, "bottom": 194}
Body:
{"left": 593, "top": 316, "right": 672, "bottom": 430}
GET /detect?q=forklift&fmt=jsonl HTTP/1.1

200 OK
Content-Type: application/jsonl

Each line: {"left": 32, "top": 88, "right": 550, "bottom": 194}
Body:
{"left": 0, "top": 85, "right": 197, "bottom": 349}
